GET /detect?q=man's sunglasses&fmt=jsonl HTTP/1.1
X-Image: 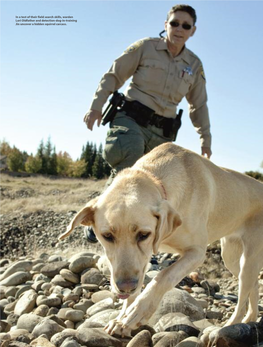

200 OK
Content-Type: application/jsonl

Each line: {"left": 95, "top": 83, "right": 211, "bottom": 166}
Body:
{"left": 169, "top": 21, "right": 192, "bottom": 30}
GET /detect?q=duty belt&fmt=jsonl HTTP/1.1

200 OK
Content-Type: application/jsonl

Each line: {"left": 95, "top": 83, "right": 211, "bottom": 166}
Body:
{"left": 121, "top": 100, "right": 179, "bottom": 138}
{"left": 100, "top": 91, "right": 183, "bottom": 140}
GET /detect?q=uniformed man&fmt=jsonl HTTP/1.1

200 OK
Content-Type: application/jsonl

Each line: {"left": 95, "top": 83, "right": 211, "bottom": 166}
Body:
{"left": 83, "top": 4, "right": 212, "bottom": 243}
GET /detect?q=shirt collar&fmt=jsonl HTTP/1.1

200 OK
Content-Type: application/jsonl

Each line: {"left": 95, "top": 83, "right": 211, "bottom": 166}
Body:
{"left": 156, "top": 38, "right": 191, "bottom": 64}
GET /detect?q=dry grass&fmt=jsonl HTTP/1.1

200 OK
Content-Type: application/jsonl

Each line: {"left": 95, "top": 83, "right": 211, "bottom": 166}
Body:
{"left": 0, "top": 173, "right": 106, "bottom": 214}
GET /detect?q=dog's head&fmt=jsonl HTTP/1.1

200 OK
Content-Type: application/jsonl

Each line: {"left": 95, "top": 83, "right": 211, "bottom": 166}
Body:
{"left": 58, "top": 174, "right": 181, "bottom": 299}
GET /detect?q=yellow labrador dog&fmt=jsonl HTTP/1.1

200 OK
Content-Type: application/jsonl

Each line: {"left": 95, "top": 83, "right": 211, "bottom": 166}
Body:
{"left": 59, "top": 143, "right": 263, "bottom": 336}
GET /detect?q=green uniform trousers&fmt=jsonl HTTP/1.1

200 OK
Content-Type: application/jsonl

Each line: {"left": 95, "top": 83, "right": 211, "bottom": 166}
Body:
{"left": 103, "top": 111, "right": 174, "bottom": 185}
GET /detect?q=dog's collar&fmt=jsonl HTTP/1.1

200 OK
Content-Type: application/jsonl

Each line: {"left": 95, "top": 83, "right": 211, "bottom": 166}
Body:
{"left": 135, "top": 168, "right": 167, "bottom": 200}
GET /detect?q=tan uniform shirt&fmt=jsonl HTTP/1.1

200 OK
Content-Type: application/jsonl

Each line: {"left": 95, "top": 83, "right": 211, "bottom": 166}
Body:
{"left": 90, "top": 37, "right": 211, "bottom": 148}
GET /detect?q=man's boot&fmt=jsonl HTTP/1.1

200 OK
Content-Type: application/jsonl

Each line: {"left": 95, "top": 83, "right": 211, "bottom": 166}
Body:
{"left": 83, "top": 226, "right": 98, "bottom": 243}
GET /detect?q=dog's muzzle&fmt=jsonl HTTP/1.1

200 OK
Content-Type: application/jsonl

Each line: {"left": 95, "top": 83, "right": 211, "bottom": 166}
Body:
{"left": 115, "top": 278, "right": 139, "bottom": 298}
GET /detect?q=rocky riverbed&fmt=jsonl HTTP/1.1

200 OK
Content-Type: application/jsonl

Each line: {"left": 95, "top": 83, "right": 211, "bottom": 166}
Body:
{"left": 1, "top": 210, "right": 263, "bottom": 346}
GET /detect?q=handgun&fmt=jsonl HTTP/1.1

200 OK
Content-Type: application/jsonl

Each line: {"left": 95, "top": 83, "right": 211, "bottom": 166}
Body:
{"left": 101, "top": 91, "right": 125, "bottom": 126}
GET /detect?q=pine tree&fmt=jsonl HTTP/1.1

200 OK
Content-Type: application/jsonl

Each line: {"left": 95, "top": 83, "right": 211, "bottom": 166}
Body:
{"left": 37, "top": 138, "right": 57, "bottom": 175}
{"left": 81, "top": 142, "right": 98, "bottom": 177}
{"left": 49, "top": 149, "right": 57, "bottom": 175}
{"left": 92, "top": 144, "right": 105, "bottom": 179}
{"left": 81, "top": 142, "right": 92, "bottom": 177}
{"left": 37, "top": 140, "right": 47, "bottom": 174}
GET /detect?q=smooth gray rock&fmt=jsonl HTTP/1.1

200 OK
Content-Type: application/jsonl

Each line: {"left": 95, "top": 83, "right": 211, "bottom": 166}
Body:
{"left": 17, "top": 313, "right": 43, "bottom": 332}
{"left": 91, "top": 290, "right": 115, "bottom": 303}
{"left": 41, "top": 261, "right": 69, "bottom": 278}
{"left": 0, "top": 271, "right": 32, "bottom": 286}
{"left": 4, "top": 286, "right": 17, "bottom": 298}
{"left": 60, "top": 269, "right": 79, "bottom": 284}
{"left": 153, "top": 331, "right": 189, "bottom": 347}
{"left": 86, "top": 298, "right": 114, "bottom": 317}
{"left": 73, "top": 298, "right": 93, "bottom": 312}
{"left": 34, "top": 304, "right": 49, "bottom": 317}
{"left": 126, "top": 330, "right": 152, "bottom": 347}
{"left": 76, "top": 328, "right": 122, "bottom": 347}
{"left": 51, "top": 274, "right": 73, "bottom": 288}
{"left": 154, "top": 312, "right": 200, "bottom": 336}
{"left": 81, "top": 268, "right": 104, "bottom": 286}
{"left": 65, "top": 309, "right": 84, "bottom": 322}
{"left": 14, "top": 289, "right": 37, "bottom": 315}
{"left": 31, "top": 280, "right": 46, "bottom": 292}
{"left": 36, "top": 294, "right": 62, "bottom": 307}
{"left": 176, "top": 336, "right": 204, "bottom": 346}
{"left": 48, "top": 255, "right": 63, "bottom": 263}
{"left": 60, "top": 337, "right": 81, "bottom": 347}
{"left": 32, "top": 318, "right": 64, "bottom": 339}
{"left": 205, "top": 320, "right": 263, "bottom": 347}
{"left": 15, "top": 284, "right": 32, "bottom": 299}
{"left": 78, "top": 309, "right": 119, "bottom": 329}
{"left": 149, "top": 288, "right": 205, "bottom": 326}
{"left": 0, "top": 261, "right": 33, "bottom": 281}
{"left": 69, "top": 256, "right": 97, "bottom": 274}
{"left": 50, "top": 329, "right": 77, "bottom": 346}
{"left": 7, "top": 313, "right": 19, "bottom": 327}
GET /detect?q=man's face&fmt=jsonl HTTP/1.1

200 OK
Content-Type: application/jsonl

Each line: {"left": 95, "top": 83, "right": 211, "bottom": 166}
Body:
{"left": 165, "top": 10, "right": 196, "bottom": 47}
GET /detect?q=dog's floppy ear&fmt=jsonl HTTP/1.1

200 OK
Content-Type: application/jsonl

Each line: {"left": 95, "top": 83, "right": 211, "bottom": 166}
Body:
{"left": 58, "top": 197, "right": 99, "bottom": 241}
{"left": 152, "top": 200, "right": 181, "bottom": 254}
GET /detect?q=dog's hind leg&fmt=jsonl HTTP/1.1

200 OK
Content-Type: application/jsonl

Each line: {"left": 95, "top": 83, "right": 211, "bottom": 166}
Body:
{"left": 221, "top": 236, "right": 243, "bottom": 278}
{"left": 221, "top": 236, "right": 247, "bottom": 324}
{"left": 242, "top": 279, "right": 259, "bottom": 323}
{"left": 241, "top": 214, "right": 263, "bottom": 323}
{"left": 225, "top": 215, "right": 263, "bottom": 325}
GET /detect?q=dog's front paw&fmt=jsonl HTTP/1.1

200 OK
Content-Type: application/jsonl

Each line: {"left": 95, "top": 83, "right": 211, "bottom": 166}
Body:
{"left": 119, "top": 295, "right": 156, "bottom": 333}
{"left": 104, "top": 319, "right": 132, "bottom": 337}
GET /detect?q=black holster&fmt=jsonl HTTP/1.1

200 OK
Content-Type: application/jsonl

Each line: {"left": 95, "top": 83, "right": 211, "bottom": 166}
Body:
{"left": 101, "top": 91, "right": 125, "bottom": 126}
{"left": 122, "top": 99, "right": 183, "bottom": 140}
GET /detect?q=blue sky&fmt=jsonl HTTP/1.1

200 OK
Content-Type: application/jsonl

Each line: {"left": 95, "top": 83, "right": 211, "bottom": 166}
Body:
{"left": 0, "top": 0, "right": 262, "bottom": 173}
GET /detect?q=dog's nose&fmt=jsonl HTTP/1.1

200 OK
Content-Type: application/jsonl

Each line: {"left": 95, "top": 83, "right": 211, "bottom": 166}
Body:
{"left": 116, "top": 278, "right": 138, "bottom": 293}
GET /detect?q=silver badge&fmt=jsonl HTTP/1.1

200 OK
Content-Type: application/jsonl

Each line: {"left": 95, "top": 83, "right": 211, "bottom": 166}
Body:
{"left": 183, "top": 66, "right": 193, "bottom": 75}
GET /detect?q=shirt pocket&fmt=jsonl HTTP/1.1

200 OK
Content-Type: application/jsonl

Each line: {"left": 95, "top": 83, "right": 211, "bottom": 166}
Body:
{"left": 138, "top": 59, "right": 167, "bottom": 85}
{"left": 173, "top": 70, "right": 194, "bottom": 99}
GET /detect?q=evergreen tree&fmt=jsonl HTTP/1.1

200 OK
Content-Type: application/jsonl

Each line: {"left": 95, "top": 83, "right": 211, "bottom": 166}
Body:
{"left": 92, "top": 144, "right": 105, "bottom": 179}
{"left": 36, "top": 138, "right": 57, "bottom": 175}
{"left": 81, "top": 141, "right": 111, "bottom": 178}
{"left": 48, "top": 146, "right": 57, "bottom": 175}
{"left": 81, "top": 142, "right": 91, "bottom": 177}
{"left": 37, "top": 140, "right": 47, "bottom": 174}
{"left": 81, "top": 142, "right": 97, "bottom": 177}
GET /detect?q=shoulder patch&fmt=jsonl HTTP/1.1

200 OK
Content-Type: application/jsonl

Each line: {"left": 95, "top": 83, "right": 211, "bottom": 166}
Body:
{"left": 200, "top": 65, "right": 206, "bottom": 81}
{"left": 124, "top": 38, "right": 151, "bottom": 54}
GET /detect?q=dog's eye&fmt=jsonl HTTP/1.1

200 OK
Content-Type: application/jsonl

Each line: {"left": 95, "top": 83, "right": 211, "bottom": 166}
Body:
{"left": 137, "top": 232, "right": 150, "bottom": 242}
{"left": 102, "top": 233, "right": 115, "bottom": 243}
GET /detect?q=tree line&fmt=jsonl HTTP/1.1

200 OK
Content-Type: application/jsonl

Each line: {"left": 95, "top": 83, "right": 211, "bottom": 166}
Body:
{"left": 0, "top": 139, "right": 111, "bottom": 179}
{"left": 1, "top": 139, "right": 262, "bottom": 181}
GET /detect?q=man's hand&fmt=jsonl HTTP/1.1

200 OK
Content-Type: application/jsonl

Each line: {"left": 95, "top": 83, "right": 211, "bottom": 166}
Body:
{"left": 201, "top": 147, "right": 212, "bottom": 159}
{"left": 83, "top": 110, "right": 102, "bottom": 131}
